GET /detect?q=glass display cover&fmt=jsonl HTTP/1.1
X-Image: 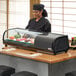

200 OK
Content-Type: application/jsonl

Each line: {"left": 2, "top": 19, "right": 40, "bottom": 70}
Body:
{"left": 3, "top": 28, "right": 42, "bottom": 47}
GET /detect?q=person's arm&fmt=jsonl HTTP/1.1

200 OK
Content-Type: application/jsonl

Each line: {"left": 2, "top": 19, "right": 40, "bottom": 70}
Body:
{"left": 44, "top": 20, "right": 51, "bottom": 33}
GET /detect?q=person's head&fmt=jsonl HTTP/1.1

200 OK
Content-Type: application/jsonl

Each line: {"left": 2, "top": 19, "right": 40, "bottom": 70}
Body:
{"left": 33, "top": 4, "right": 48, "bottom": 18}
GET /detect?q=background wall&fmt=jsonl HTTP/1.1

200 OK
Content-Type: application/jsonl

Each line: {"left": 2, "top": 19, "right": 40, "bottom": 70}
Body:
{"left": 0, "top": 0, "right": 30, "bottom": 48}
{"left": 0, "top": 0, "right": 7, "bottom": 48}
{"left": 41, "top": 0, "right": 76, "bottom": 39}
{"left": 8, "top": 0, "right": 30, "bottom": 28}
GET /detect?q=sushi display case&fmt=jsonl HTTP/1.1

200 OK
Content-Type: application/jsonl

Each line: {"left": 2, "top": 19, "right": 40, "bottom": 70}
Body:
{"left": 3, "top": 28, "right": 69, "bottom": 55}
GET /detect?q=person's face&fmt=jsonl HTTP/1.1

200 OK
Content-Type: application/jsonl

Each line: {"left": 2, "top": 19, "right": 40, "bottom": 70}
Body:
{"left": 33, "top": 10, "right": 43, "bottom": 18}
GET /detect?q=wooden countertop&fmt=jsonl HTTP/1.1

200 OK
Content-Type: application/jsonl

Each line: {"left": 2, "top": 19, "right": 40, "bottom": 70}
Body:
{"left": 0, "top": 47, "right": 76, "bottom": 64}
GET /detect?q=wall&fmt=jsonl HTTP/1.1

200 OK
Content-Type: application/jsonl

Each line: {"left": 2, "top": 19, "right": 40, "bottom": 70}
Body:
{"left": 0, "top": 0, "right": 6, "bottom": 48}
{"left": 41, "top": 0, "right": 76, "bottom": 39}
{"left": 0, "top": 0, "right": 30, "bottom": 48}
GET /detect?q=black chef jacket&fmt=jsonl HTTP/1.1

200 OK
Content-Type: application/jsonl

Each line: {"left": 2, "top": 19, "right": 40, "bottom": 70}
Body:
{"left": 26, "top": 17, "right": 51, "bottom": 33}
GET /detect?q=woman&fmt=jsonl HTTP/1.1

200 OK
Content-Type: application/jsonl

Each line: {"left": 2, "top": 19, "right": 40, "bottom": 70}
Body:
{"left": 26, "top": 4, "right": 51, "bottom": 33}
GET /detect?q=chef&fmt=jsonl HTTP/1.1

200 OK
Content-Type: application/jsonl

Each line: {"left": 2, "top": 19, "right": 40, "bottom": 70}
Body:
{"left": 26, "top": 4, "right": 51, "bottom": 33}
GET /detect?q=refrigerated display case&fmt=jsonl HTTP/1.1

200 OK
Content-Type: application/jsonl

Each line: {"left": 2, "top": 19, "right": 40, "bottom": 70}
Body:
{"left": 3, "top": 28, "right": 69, "bottom": 55}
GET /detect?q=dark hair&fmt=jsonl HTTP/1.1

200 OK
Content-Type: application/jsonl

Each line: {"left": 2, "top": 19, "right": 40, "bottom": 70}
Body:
{"left": 33, "top": 4, "right": 48, "bottom": 17}
{"left": 42, "top": 9, "right": 48, "bottom": 17}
